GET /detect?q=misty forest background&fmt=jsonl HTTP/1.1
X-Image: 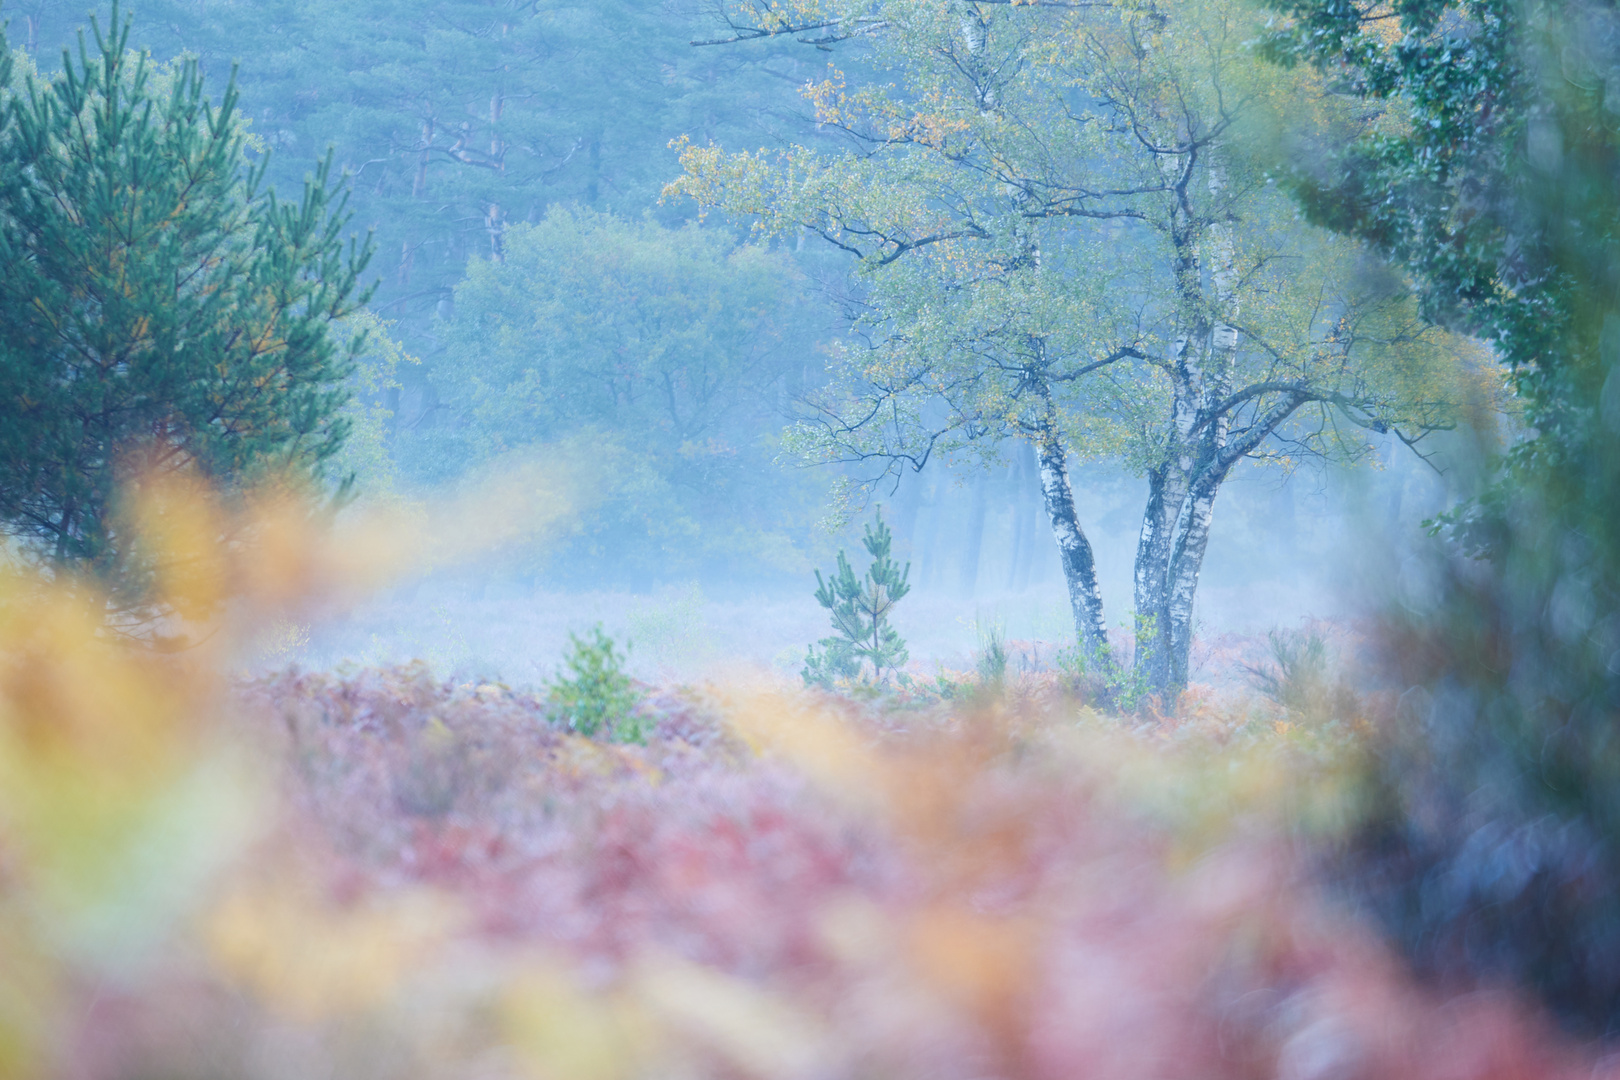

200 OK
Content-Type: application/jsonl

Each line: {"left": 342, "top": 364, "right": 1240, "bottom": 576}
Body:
{"left": 6, "top": 0, "right": 1443, "bottom": 684}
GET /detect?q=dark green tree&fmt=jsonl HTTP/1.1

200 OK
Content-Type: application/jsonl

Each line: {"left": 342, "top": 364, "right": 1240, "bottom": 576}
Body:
{"left": 1258, "top": 0, "right": 1614, "bottom": 447}
{"left": 1260, "top": 0, "right": 1620, "bottom": 1034}
{"left": 803, "top": 512, "right": 911, "bottom": 688}
{"left": 0, "top": 6, "right": 373, "bottom": 619}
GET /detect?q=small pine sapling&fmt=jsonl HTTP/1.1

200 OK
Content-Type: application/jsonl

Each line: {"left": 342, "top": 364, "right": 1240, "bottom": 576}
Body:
{"left": 803, "top": 512, "right": 912, "bottom": 688}
{"left": 547, "top": 626, "right": 646, "bottom": 742}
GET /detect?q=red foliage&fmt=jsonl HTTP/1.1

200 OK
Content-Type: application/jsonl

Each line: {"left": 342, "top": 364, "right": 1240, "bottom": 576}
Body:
{"left": 65, "top": 663, "right": 1617, "bottom": 1080}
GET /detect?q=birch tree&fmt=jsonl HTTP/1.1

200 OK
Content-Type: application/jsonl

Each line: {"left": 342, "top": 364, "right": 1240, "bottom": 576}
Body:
{"left": 671, "top": 0, "right": 1473, "bottom": 696}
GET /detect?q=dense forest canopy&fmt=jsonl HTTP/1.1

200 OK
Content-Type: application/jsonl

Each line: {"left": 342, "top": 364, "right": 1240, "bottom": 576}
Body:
{"left": 3, "top": 0, "right": 856, "bottom": 584}
{"left": 10, "top": 0, "right": 827, "bottom": 328}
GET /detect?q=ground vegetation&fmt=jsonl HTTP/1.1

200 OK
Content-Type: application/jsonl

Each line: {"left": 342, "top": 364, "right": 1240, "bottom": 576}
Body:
{"left": 1261, "top": 0, "right": 1620, "bottom": 1034}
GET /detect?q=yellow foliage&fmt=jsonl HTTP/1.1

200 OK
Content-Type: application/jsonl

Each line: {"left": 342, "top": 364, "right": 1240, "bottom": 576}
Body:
{"left": 207, "top": 874, "right": 459, "bottom": 1020}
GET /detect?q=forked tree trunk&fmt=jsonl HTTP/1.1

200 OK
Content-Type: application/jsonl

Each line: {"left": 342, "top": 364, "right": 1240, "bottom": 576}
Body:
{"left": 1032, "top": 398, "right": 1110, "bottom": 668}
{"left": 1133, "top": 455, "right": 1189, "bottom": 692}
{"left": 1131, "top": 158, "right": 1244, "bottom": 700}
{"left": 1132, "top": 401, "right": 1233, "bottom": 698}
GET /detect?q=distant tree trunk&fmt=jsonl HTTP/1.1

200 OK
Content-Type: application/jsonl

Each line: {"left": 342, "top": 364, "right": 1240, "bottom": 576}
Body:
{"left": 413, "top": 119, "right": 433, "bottom": 199}
{"left": 486, "top": 203, "right": 505, "bottom": 262}
{"left": 1007, "top": 441, "right": 1039, "bottom": 590}
{"left": 490, "top": 92, "right": 505, "bottom": 173}
{"left": 1384, "top": 445, "right": 1408, "bottom": 522}
{"left": 959, "top": 470, "right": 989, "bottom": 595}
{"left": 916, "top": 471, "right": 943, "bottom": 588}
{"left": 891, "top": 468, "right": 924, "bottom": 561}
{"left": 1032, "top": 393, "right": 1110, "bottom": 667}
{"left": 585, "top": 127, "right": 603, "bottom": 206}
{"left": 384, "top": 386, "right": 401, "bottom": 440}
{"left": 1269, "top": 477, "right": 1298, "bottom": 550}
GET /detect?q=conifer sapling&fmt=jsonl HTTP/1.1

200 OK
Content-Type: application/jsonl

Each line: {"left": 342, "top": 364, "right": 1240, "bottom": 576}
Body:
{"left": 803, "top": 512, "right": 911, "bottom": 688}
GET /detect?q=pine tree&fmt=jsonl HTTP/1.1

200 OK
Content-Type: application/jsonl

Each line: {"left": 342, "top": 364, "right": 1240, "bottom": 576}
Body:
{"left": 0, "top": 4, "right": 373, "bottom": 623}
{"left": 803, "top": 512, "right": 911, "bottom": 688}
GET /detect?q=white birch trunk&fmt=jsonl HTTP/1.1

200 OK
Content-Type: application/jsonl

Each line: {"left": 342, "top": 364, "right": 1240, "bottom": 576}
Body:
{"left": 1165, "top": 478, "right": 1221, "bottom": 691}
{"left": 1133, "top": 159, "right": 1243, "bottom": 698}
{"left": 1033, "top": 413, "right": 1111, "bottom": 668}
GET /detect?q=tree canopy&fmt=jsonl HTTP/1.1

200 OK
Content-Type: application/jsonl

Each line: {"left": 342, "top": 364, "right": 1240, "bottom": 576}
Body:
{"left": 671, "top": 0, "right": 1479, "bottom": 693}
{"left": 417, "top": 207, "right": 827, "bottom": 582}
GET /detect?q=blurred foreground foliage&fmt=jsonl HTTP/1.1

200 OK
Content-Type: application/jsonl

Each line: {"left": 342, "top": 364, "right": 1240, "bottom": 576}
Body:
{"left": 1263, "top": 0, "right": 1620, "bottom": 1036}
{"left": 7, "top": 469, "right": 1615, "bottom": 1078}
{"left": 10, "top": 0, "right": 1620, "bottom": 1072}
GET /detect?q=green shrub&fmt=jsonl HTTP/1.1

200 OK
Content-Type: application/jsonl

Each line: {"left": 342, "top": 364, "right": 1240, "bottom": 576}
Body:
{"left": 547, "top": 627, "right": 645, "bottom": 742}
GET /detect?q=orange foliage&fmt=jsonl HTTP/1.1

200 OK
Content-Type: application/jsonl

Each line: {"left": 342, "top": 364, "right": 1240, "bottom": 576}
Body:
{"left": 0, "top": 476, "right": 1610, "bottom": 1079}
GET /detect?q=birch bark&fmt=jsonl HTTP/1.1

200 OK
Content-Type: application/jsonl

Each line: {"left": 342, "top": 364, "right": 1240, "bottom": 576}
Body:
{"left": 1132, "top": 157, "right": 1242, "bottom": 696}
{"left": 1033, "top": 394, "right": 1111, "bottom": 668}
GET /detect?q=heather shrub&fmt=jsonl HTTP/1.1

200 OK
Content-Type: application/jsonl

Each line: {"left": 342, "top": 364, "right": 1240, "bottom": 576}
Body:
{"left": 392, "top": 716, "right": 464, "bottom": 817}
{"left": 975, "top": 620, "right": 1010, "bottom": 690}
{"left": 1246, "top": 628, "right": 1360, "bottom": 728}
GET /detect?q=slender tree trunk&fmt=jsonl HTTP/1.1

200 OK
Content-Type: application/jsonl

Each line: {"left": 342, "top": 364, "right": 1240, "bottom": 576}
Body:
{"left": 585, "top": 128, "right": 603, "bottom": 206}
{"left": 1133, "top": 458, "right": 1186, "bottom": 691}
{"left": 413, "top": 119, "right": 433, "bottom": 199}
{"left": 892, "top": 468, "right": 924, "bottom": 560}
{"left": 490, "top": 92, "right": 505, "bottom": 171}
{"left": 1032, "top": 406, "right": 1110, "bottom": 667}
{"left": 916, "top": 471, "right": 942, "bottom": 588}
{"left": 1165, "top": 475, "right": 1222, "bottom": 691}
{"left": 53, "top": 499, "right": 76, "bottom": 567}
{"left": 1006, "top": 448, "right": 1037, "bottom": 590}
{"left": 486, "top": 203, "right": 505, "bottom": 262}
{"left": 959, "top": 470, "right": 989, "bottom": 596}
